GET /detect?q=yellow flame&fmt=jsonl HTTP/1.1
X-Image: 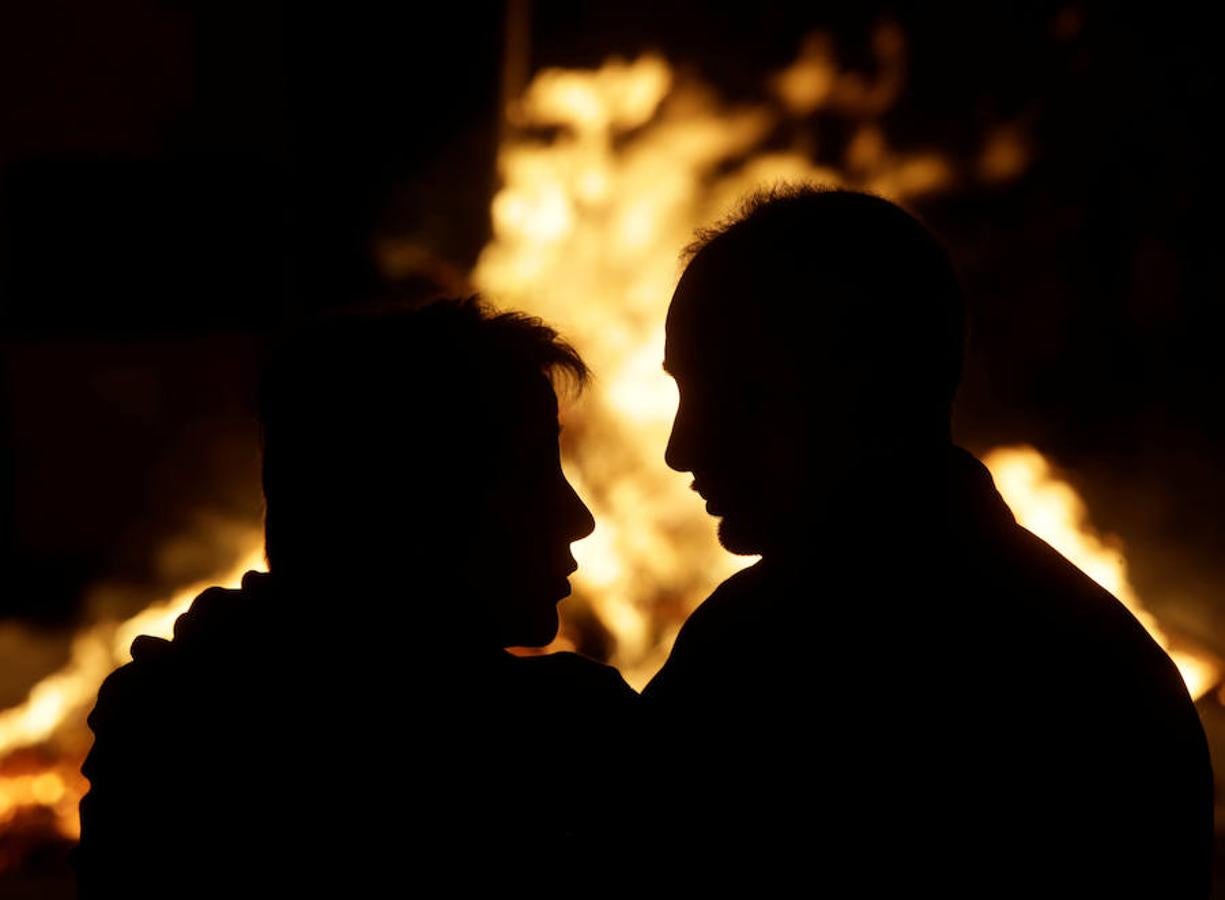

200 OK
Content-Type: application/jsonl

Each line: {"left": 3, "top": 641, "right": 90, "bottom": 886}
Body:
{"left": 772, "top": 24, "right": 907, "bottom": 117}
{"left": 467, "top": 40, "right": 967, "bottom": 688}
{"left": 0, "top": 545, "right": 267, "bottom": 759}
{"left": 983, "top": 446, "right": 1220, "bottom": 699}
{"left": 0, "top": 543, "right": 266, "bottom": 842}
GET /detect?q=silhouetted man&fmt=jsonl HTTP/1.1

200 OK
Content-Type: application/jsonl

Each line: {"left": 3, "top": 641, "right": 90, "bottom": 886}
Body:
{"left": 77, "top": 298, "right": 635, "bottom": 896}
{"left": 643, "top": 186, "right": 1212, "bottom": 895}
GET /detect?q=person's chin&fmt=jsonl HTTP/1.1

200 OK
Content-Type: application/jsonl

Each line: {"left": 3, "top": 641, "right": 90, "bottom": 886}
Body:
{"left": 716, "top": 515, "right": 766, "bottom": 556}
{"left": 510, "top": 608, "right": 560, "bottom": 649}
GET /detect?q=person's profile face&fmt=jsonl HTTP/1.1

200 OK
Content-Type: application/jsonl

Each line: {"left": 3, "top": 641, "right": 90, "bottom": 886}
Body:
{"left": 663, "top": 258, "right": 828, "bottom": 556}
{"left": 464, "top": 376, "right": 595, "bottom": 648}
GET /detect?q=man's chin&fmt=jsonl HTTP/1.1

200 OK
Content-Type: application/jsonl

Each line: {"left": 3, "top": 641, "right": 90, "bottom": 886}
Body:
{"left": 717, "top": 517, "right": 766, "bottom": 556}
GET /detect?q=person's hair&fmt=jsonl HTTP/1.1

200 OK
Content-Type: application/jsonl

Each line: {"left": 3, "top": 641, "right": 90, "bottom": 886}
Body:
{"left": 258, "top": 295, "right": 587, "bottom": 572}
{"left": 683, "top": 184, "right": 965, "bottom": 431}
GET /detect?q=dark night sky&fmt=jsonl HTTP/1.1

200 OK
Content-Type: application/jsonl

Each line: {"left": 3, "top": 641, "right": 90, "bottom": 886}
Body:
{"left": 0, "top": 1, "right": 1222, "bottom": 660}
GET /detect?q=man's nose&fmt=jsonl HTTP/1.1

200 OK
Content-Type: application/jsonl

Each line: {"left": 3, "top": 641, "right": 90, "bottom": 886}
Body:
{"left": 665, "top": 407, "right": 693, "bottom": 474}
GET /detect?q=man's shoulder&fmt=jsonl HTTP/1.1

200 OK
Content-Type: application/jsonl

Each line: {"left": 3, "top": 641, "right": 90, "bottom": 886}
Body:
{"left": 642, "top": 562, "right": 773, "bottom": 702}
{"left": 677, "top": 561, "right": 771, "bottom": 635}
{"left": 998, "top": 526, "right": 1156, "bottom": 638}
{"left": 987, "top": 523, "right": 1191, "bottom": 699}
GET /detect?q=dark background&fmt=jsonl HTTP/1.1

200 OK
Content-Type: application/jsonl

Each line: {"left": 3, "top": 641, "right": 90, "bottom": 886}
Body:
{"left": 1, "top": 0, "right": 1223, "bottom": 888}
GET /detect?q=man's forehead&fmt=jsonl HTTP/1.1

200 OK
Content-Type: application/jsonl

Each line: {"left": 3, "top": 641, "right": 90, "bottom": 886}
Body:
{"left": 664, "top": 268, "right": 750, "bottom": 369}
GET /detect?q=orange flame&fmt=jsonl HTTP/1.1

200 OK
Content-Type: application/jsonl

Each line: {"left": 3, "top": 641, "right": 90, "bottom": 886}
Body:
{"left": 0, "top": 761, "right": 88, "bottom": 841}
{"left": 0, "top": 543, "right": 266, "bottom": 841}
{"left": 984, "top": 446, "right": 1220, "bottom": 699}
{"left": 467, "top": 36, "right": 967, "bottom": 686}
{"left": 0, "top": 545, "right": 267, "bottom": 760}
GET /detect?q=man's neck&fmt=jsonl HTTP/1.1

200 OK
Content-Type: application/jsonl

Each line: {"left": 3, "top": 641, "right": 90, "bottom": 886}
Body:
{"left": 763, "top": 440, "right": 978, "bottom": 560}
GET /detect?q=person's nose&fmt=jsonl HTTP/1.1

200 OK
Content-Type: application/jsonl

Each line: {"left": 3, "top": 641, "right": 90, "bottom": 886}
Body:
{"left": 665, "top": 399, "right": 695, "bottom": 474}
{"left": 562, "top": 476, "right": 596, "bottom": 543}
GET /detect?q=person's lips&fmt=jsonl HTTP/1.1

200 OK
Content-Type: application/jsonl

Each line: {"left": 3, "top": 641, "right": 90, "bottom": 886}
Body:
{"left": 552, "top": 562, "right": 578, "bottom": 602}
{"left": 692, "top": 480, "right": 727, "bottom": 516}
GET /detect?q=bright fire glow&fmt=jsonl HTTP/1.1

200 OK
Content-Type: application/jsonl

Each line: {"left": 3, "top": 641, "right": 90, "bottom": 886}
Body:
{"left": 0, "top": 545, "right": 267, "bottom": 758}
{"left": 0, "top": 762, "right": 87, "bottom": 840}
{"left": 984, "top": 446, "right": 1219, "bottom": 699}
{"left": 470, "top": 37, "right": 960, "bottom": 687}
{"left": 0, "top": 544, "right": 267, "bottom": 840}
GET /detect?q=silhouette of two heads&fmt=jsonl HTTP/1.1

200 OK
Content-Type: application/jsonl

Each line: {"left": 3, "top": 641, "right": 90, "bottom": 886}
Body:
{"left": 259, "top": 296, "right": 594, "bottom": 648}
{"left": 664, "top": 186, "right": 966, "bottom": 555}
{"left": 258, "top": 187, "right": 963, "bottom": 633}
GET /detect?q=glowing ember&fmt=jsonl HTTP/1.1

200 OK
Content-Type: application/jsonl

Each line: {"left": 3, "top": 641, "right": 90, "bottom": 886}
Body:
{"left": 983, "top": 446, "right": 1220, "bottom": 699}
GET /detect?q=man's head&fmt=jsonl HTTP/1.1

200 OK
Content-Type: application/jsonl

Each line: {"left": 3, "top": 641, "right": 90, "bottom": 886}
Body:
{"left": 663, "top": 185, "right": 965, "bottom": 555}
{"left": 260, "top": 296, "right": 595, "bottom": 648}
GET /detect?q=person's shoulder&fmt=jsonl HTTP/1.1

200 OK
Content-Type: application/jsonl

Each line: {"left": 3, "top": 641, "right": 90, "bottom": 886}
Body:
{"left": 641, "top": 561, "right": 770, "bottom": 703}
{"left": 993, "top": 524, "right": 1187, "bottom": 691}
{"left": 79, "top": 575, "right": 279, "bottom": 899}
{"left": 1004, "top": 526, "right": 1143, "bottom": 631}
{"left": 682, "top": 560, "right": 769, "bottom": 632}
{"left": 87, "top": 572, "right": 272, "bottom": 736}
{"left": 665, "top": 560, "right": 774, "bottom": 659}
{"left": 514, "top": 651, "right": 637, "bottom": 707}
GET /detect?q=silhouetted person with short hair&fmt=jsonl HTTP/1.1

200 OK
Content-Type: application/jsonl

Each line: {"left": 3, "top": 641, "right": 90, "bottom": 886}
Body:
{"left": 76, "top": 297, "right": 635, "bottom": 896}
{"left": 644, "top": 186, "right": 1211, "bottom": 895}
